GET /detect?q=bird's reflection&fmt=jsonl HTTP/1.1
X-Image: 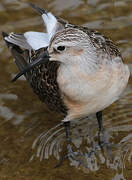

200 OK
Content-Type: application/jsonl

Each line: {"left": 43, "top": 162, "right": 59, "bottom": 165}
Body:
{"left": 32, "top": 108, "right": 132, "bottom": 179}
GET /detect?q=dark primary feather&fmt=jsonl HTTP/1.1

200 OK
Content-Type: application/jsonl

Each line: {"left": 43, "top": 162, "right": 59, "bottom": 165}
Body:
{"left": 29, "top": 2, "right": 47, "bottom": 15}
{"left": 29, "top": 2, "right": 68, "bottom": 26}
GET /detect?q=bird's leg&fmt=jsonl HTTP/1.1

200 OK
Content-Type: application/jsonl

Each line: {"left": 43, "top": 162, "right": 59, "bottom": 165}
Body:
{"left": 96, "top": 111, "right": 105, "bottom": 146}
{"left": 96, "top": 111, "right": 114, "bottom": 160}
{"left": 64, "top": 121, "right": 83, "bottom": 159}
{"left": 55, "top": 119, "right": 85, "bottom": 168}
{"left": 96, "top": 111, "right": 111, "bottom": 151}
{"left": 96, "top": 111, "right": 103, "bottom": 132}
{"left": 64, "top": 121, "right": 71, "bottom": 144}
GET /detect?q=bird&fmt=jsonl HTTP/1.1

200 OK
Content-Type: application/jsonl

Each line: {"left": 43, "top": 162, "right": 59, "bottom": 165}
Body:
{"left": 2, "top": 3, "right": 130, "bottom": 164}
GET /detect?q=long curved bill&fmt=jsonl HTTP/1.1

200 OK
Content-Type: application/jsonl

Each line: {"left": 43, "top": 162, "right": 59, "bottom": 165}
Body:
{"left": 12, "top": 50, "right": 50, "bottom": 82}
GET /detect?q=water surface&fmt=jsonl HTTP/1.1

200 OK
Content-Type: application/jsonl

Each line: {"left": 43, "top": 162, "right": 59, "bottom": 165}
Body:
{"left": 0, "top": 0, "right": 132, "bottom": 179}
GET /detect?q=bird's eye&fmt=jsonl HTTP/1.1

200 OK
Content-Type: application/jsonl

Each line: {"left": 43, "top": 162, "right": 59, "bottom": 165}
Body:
{"left": 57, "top": 46, "right": 65, "bottom": 51}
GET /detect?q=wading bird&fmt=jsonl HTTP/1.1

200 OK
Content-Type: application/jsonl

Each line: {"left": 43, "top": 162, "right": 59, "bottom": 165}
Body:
{"left": 2, "top": 3, "right": 130, "bottom": 165}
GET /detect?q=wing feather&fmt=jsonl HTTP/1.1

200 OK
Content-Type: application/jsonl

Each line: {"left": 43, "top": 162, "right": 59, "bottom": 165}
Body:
{"left": 4, "top": 32, "right": 49, "bottom": 50}
{"left": 4, "top": 33, "right": 32, "bottom": 50}
{"left": 24, "top": 31, "right": 49, "bottom": 50}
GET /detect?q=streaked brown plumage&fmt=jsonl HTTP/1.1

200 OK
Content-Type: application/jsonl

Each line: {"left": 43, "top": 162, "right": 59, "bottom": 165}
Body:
{"left": 29, "top": 48, "right": 68, "bottom": 114}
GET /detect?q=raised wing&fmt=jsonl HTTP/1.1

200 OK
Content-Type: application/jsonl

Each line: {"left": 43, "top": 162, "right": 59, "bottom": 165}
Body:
{"left": 3, "top": 3, "right": 67, "bottom": 50}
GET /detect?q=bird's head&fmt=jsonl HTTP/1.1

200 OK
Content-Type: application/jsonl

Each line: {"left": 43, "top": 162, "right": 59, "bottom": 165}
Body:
{"left": 48, "top": 27, "right": 94, "bottom": 66}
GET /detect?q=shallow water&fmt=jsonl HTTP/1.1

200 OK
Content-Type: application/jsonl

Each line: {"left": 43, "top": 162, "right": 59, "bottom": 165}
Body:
{"left": 0, "top": 0, "right": 132, "bottom": 179}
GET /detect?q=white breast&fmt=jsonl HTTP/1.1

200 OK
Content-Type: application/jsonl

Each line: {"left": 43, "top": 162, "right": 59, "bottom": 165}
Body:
{"left": 57, "top": 60, "right": 130, "bottom": 119}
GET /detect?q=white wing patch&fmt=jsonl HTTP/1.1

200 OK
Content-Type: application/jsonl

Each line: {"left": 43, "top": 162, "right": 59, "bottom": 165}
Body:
{"left": 42, "top": 12, "right": 57, "bottom": 39}
{"left": 5, "top": 12, "right": 58, "bottom": 50}
{"left": 24, "top": 13, "right": 57, "bottom": 50}
{"left": 24, "top": 31, "right": 49, "bottom": 50}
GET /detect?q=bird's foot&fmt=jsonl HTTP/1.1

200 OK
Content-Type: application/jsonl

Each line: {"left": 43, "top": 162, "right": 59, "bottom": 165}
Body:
{"left": 55, "top": 144, "right": 86, "bottom": 168}
{"left": 98, "top": 128, "right": 114, "bottom": 160}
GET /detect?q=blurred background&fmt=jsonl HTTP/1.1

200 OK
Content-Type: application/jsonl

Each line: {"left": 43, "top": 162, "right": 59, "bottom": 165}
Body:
{"left": 0, "top": 0, "right": 132, "bottom": 179}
